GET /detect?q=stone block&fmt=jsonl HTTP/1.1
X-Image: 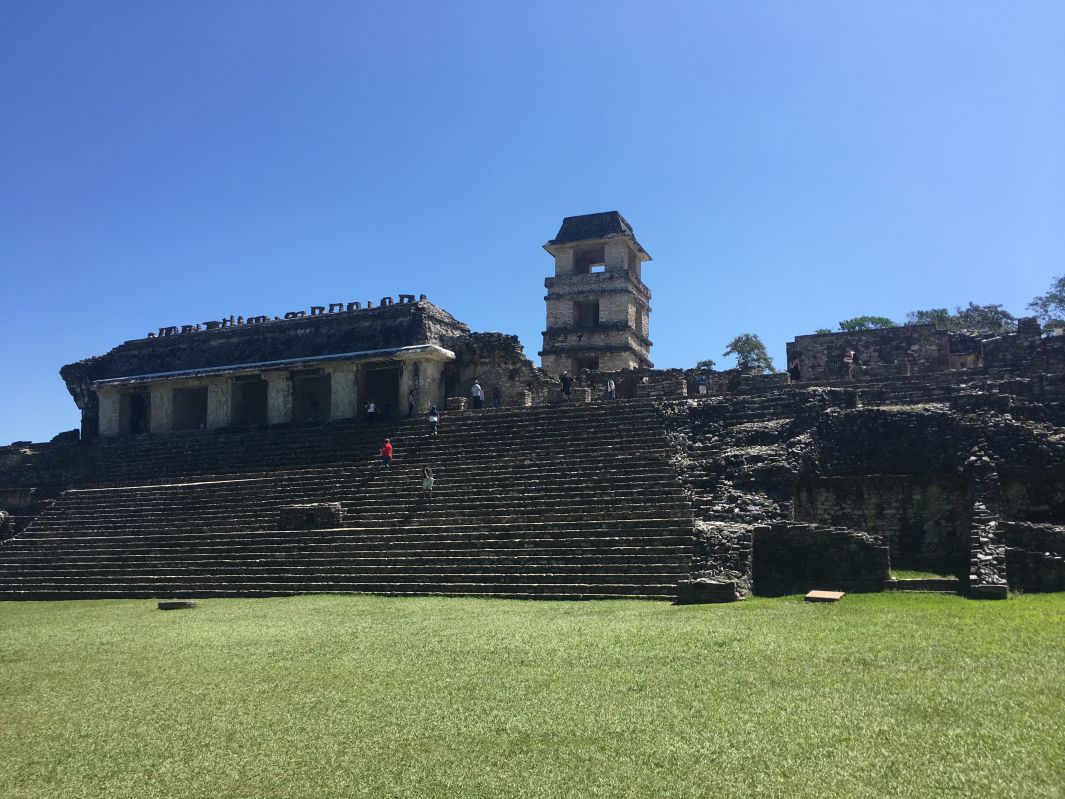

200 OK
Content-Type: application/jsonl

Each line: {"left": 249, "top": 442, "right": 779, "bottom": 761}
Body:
{"left": 158, "top": 599, "right": 197, "bottom": 610}
{"left": 675, "top": 578, "right": 740, "bottom": 604}
{"left": 969, "top": 583, "right": 1008, "bottom": 600}
{"left": 804, "top": 590, "right": 845, "bottom": 602}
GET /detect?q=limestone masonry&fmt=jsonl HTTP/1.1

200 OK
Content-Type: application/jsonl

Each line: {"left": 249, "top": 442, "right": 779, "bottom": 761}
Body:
{"left": 1, "top": 211, "right": 1063, "bottom": 601}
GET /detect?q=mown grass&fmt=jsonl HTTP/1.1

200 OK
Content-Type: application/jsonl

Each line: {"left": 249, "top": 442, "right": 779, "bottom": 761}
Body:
{"left": 891, "top": 568, "right": 959, "bottom": 580}
{"left": 1, "top": 593, "right": 1063, "bottom": 799}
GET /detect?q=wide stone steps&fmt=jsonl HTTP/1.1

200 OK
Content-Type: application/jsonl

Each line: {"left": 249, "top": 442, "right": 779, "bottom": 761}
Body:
{"left": 0, "top": 582, "right": 679, "bottom": 601}
{"left": 10, "top": 403, "right": 670, "bottom": 482}
{"left": 0, "top": 400, "right": 697, "bottom": 600}
{"left": 0, "top": 534, "right": 690, "bottom": 558}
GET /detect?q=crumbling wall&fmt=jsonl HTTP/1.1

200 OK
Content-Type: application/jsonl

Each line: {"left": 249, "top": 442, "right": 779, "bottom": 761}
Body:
{"left": 442, "top": 332, "right": 555, "bottom": 407}
{"left": 814, "top": 406, "right": 961, "bottom": 475}
{"left": 786, "top": 325, "right": 950, "bottom": 382}
{"left": 751, "top": 522, "right": 890, "bottom": 596}
{"left": 1000, "top": 466, "right": 1065, "bottom": 523}
{"left": 981, "top": 317, "right": 1043, "bottom": 373}
{"left": 794, "top": 476, "right": 969, "bottom": 573}
{"left": 1002, "top": 521, "right": 1065, "bottom": 592}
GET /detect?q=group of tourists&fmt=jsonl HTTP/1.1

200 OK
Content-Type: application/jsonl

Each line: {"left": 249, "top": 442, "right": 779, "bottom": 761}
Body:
{"left": 371, "top": 401, "right": 444, "bottom": 498}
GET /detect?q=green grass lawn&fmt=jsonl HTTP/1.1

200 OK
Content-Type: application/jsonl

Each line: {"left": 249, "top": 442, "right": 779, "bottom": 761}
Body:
{"left": 891, "top": 568, "right": 959, "bottom": 580}
{"left": 2, "top": 593, "right": 1063, "bottom": 799}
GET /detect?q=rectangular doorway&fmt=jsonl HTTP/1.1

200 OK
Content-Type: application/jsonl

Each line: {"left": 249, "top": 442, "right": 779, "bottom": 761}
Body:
{"left": 119, "top": 392, "right": 151, "bottom": 435}
{"left": 232, "top": 378, "right": 268, "bottom": 427}
{"left": 361, "top": 365, "right": 401, "bottom": 418}
{"left": 292, "top": 373, "right": 332, "bottom": 423}
{"left": 173, "top": 387, "right": 208, "bottom": 431}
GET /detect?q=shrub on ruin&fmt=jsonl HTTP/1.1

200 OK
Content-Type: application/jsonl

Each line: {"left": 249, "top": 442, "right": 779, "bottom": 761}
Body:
{"left": 723, "top": 333, "right": 776, "bottom": 373}
{"left": 838, "top": 316, "right": 897, "bottom": 331}
{"left": 907, "top": 303, "right": 1017, "bottom": 336}
{"left": 1029, "top": 275, "right": 1065, "bottom": 331}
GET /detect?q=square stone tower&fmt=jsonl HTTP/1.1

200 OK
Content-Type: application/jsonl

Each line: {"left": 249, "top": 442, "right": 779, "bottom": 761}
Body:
{"left": 540, "top": 211, "right": 653, "bottom": 374}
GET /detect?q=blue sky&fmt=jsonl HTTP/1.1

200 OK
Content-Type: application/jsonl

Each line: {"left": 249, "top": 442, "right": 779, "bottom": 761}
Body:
{"left": 2, "top": 2, "right": 1063, "bottom": 443}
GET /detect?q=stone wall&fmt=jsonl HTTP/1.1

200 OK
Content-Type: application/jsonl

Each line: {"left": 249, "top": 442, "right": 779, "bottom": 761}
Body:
{"left": 751, "top": 522, "right": 890, "bottom": 596}
{"left": 442, "top": 332, "right": 555, "bottom": 407}
{"left": 794, "top": 476, "right": 969, "bottom": 573}
{"left": 786, "top": 325, "right": 950, "bottom": 381}
{"left": 814, "top": 406, "right": 962, "bottom": 476}
{"left": 1002, "top": 521, "right": 1065, "bottom": 592}
{"left": 999, "top": 466, "right": 1065, "bottom": 523}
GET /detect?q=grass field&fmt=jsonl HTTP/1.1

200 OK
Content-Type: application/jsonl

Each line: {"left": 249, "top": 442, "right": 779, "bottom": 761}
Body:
{"left": 2, "top": 593, "right": 1063, "bottom": 799}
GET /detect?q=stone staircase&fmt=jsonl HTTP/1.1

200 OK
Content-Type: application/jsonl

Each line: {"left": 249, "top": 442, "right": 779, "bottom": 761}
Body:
{"left": 0, "top": 401, "right": 696, "bottom": 600}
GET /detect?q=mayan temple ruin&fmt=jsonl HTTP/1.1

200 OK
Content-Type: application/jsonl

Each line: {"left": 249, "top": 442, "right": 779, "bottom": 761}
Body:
{"left": 1, "top": 211, "right": 1064, "bottom": 601}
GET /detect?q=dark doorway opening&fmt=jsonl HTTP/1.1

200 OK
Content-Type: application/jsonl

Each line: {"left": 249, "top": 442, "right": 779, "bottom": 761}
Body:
{"left": 618, "top": 375, "right": 640, "bottom": 399}
{"left": 361, "top": 365, "right": 401, "bottom": 418}
{"left": 574, "top": 300, "right": 600, "bottom": 329}
{"left": 232, "top": 378, "right": 268, "bottom": 427}
{"left": 173, "top": 387, "right": 208, "bottom": 431}
{"left": 574, "top": 355, "right": 599, "bottom": 372}
{"left": 292, "top": 373, "right": 332, "bottom": 423}
{"left": 120, "top": 392, "right": 151, "bottom": 435}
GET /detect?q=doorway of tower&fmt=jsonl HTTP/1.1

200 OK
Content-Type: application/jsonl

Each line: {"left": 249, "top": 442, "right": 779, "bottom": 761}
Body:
{"left": 361, "top": 364, "right": 401, "bottom": 419}
{"left": 119, "top": 391, "right": 151, "bottom": 435}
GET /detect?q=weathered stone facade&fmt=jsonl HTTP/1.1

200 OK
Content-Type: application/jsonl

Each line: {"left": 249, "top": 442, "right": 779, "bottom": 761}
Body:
{"left": 2, "top": 211, "right": 1064, "bottom": 602}
{"left": 63, "top": 298, "right": 469, "bottom": 439}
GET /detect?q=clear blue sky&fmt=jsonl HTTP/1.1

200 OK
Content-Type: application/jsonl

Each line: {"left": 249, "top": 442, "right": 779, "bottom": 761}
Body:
{"left": 2, "top": 2, "right": 1062, "bottom": 443}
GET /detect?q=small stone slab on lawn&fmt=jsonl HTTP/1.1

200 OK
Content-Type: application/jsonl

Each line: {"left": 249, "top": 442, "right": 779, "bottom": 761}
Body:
{"left": 158, "top": 600, "right": 197, "bottom": 610}
{"left": 804, "top": 590, "right": 845, "bottom": 603}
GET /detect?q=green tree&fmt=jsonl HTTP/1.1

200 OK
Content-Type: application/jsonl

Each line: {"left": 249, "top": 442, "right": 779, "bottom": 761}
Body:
{"left": 1028, "top": 275, "right": 1065, "bottom": 331}
{"left": 906, "top": 303, "right": 1017, "bottom": 336}
{"left": 723, "top": 333, "right": 776, "bottom": 373}
{"left": 695, "top": 358, "right": 716, "bottom": 370}
{"left": 814, "top": 328, "right": 834, "bottom": 335}
{"left": 838, "top": 316, "right": 897, "bottom": 331}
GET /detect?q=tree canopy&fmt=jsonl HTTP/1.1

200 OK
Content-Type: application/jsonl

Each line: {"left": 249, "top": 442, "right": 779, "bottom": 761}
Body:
{"left": 838, "top": 316, "right": 897, "bottom": 331}
{"left": 906, "top": 303, "right": 1017, "bottom": 336}
{"left": 723, "top": 333, "right": 776, "bottom": 373}
{"left": 1028, "top": 275, "right": 1065, "bottom": 331}
{"left": 695, "top": 358, "right": 716, "bottom": 370}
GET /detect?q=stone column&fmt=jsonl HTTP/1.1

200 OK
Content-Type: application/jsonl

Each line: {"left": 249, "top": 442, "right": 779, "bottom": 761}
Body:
{"left": 419, "top": 359, "right": 447, "bottom": 412}
{"left": 554, "top": 248, "right": 575, "bottom": 276}
{"left": 398, "top": 361, "right": 419, "bottom": 417}
{"left": 97, "top": 388, "right": 120, "bottom": 437}
{"left": 328, "top": 364, "right": 358, "bottom": 421}
{"left": 265, "top": 372, "right": 293, "bottom": 425}
{"left": 150, "top": 384, "right": 173, "bottom": 434}
{"left": 206, "top": 379, "right": 233, "bottom": 429}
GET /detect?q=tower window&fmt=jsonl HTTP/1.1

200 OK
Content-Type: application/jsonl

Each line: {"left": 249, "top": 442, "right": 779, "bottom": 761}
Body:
{"left": 574, "top": 246, "right": 606, "bottom": 275}
{"left": 574, "top": 300, "right": 600, "bottom": 328}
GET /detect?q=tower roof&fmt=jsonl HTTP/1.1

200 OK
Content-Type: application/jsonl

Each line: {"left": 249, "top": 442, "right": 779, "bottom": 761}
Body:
{"left": 545, "top": 211, "right": 651, "bottom": 259}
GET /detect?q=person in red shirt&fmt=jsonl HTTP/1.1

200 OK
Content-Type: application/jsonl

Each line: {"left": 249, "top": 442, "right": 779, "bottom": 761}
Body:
{"left": 379, "top": 438, "right": 393, "bottom": 469}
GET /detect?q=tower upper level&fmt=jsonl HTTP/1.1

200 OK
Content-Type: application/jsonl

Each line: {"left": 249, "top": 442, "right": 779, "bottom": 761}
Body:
{"left": 543, "top": 211, "right": 652, "bottom": 283}
{"left": 540, "top": 212, "right": 655, "bottom": 375}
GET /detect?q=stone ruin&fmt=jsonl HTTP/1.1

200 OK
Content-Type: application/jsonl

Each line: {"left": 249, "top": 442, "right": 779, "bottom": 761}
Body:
{"left": 0, "top": 212, "right": 1062, "bottom": 601}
